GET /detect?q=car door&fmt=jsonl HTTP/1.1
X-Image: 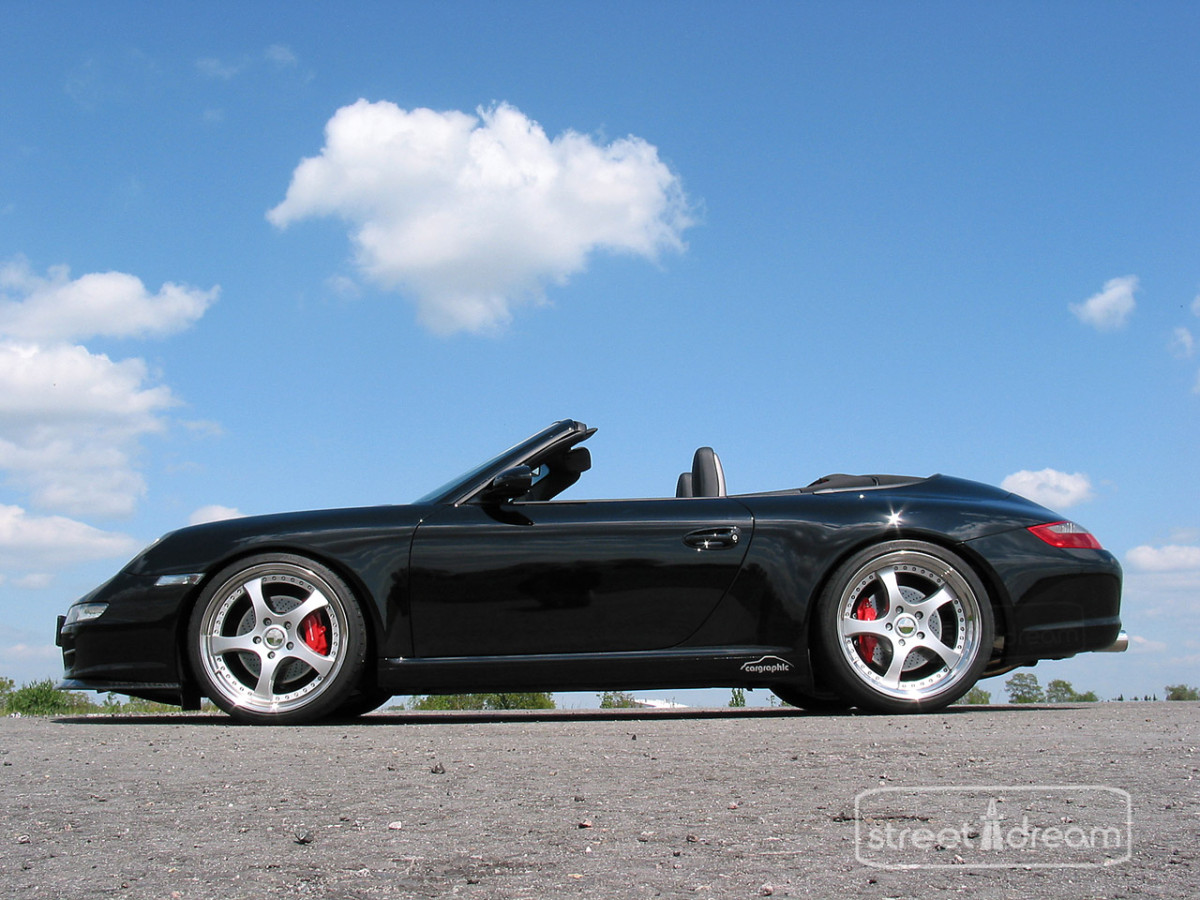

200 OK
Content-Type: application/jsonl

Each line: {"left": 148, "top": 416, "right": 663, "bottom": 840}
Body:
{"left": 408, "top": 497, "right": 753, "bottom": 657}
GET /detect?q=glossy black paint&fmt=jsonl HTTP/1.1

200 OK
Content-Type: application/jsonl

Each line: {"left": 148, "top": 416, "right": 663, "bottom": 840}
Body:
{"left": 409, "top": 498, "right": 752, "bottom": 656}
{"left": 57, "top": 418, "right": 1123, "bottom": 708}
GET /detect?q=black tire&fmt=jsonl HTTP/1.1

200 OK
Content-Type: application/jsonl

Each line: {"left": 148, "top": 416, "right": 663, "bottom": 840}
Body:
{"left": 328, "top": 687, "right": 394, "bottom": 720}
{"left": 187, "top": 553, "right": 368, "bottom": 725}
{"left": 813, "top": 541, "right": 994, "bottom": 714}
{"left": 771, "top": 685, "right": 852, "bottom": 712}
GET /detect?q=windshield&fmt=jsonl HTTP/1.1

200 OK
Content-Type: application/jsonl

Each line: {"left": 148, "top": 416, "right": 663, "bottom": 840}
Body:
{"left": 413, "top": 445, "right": 526, "bottom": 504}
{"left": 413, "top": 419, "right": 589, "bottom": 505}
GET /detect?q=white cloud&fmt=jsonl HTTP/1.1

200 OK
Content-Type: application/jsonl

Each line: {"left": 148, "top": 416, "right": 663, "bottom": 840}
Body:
{"left": 0, "top": 258, "right": 216, "bottom": 342}
{"left": 1169, "top": 527, "right": 1200, "bottom": 544}
{"left": 1069, "top": 275, "right": 1138, "bottom": 331}
{"left": 1122, "top": 546, "right": 1200, "bottom": 619}
{"left": 325, "top": 274, "right": 362, "bottom": 300}
{"left": 14, "top": 573, "right": 54, "bottom": 589}
{"left": 265, "top": 45, "right": 298, "bottom": 68}
{"left": 1001, "top": 468, "right": 1095, "bottom": 509}
{"left": 1170, "top": 326, "right": 1195, "bottom": 359}
{"left": 0, "top": 259, "right": 216, "bottom": 518}
{"left": 1126, "top": 543, "right": 1200, "bottom": 572}
{"left": 189, "top": 504, "right": 244, "bottom": 525}
{"left": 2, "top": 642, "right": 59, "bottom": 661}
{"left": 196, "top": 57, "right": 245, "bottom": 81}
{"left": 0, "top": 503, "right": 138, "bottom": 571}
{"left": 182, "top": 419, "right": 224, "bottom": 438}
{"left": 269, "top": 99, "right": 694, "bottom": 334}
{"left": 0, "top": 341, "right": 175, "bottom": 516}
{"left": 1126, "top": 634, "right": 1168, "bottom": 654}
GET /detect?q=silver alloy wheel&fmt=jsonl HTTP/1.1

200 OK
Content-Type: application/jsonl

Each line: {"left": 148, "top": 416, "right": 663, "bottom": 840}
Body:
{"left": 195, "top": 560, "right": 351, "bottom": 716}
{"left": 833, "top": 548, "right": 985, "bottom": 702}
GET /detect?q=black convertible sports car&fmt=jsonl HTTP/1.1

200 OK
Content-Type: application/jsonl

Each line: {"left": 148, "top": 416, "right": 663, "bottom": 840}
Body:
{"left": 57, "top": 419, "right": 1125, "bottom": 724}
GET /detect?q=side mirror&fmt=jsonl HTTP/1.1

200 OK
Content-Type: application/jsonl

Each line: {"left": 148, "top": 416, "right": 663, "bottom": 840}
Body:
{"left": 479, "top": 465, "right": 533, "bottom": 503}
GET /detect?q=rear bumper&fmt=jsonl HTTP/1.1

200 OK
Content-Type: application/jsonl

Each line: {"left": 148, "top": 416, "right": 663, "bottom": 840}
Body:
{"left": 963, "top": 530, "right": 1123, "bottom": 663}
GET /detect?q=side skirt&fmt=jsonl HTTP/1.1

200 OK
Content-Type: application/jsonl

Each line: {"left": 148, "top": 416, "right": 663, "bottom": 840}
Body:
{"left": 377, "top": 646, "right": 804, "bottom": 694}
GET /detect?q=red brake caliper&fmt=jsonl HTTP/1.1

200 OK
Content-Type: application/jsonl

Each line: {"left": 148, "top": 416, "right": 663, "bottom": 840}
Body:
{"left": 853, "top": 597, "right": 878, "bottom": 664}
{"left": 300, "top": 612, "right": 329, "bottom": 656}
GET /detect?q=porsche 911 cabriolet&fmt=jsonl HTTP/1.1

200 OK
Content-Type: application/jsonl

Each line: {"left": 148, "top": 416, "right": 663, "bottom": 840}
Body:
{"left": 57, "top": 419, "right": 1125, "bottom": 723}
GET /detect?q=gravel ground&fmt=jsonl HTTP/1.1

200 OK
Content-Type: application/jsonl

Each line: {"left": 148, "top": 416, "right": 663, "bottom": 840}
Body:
{"left": 2, "top": 703, "right": 1197, "bottom": 899}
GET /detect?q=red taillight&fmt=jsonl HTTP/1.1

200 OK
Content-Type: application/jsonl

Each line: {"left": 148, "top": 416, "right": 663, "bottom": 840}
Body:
{"left": 1028, "top": 521, "right": 1103, "bottom": 550}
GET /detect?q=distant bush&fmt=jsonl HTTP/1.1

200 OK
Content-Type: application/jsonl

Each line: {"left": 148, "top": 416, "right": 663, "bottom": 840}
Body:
{"left": 1, "top": 677, "right": 182, "bottom": 716}
{"left": 729, "top": 688, "right": 746, "bottom": 708}
{"left": 959, "top": 686, "right": 991, "bottom": 705}
{"left": 408, "top": 692, "right": 555, "bottom": 710}
{"left": 100, "top": 693, "right": 180, "bottom": 714}
{"left": 1165, "top": 684, "right": 1200, "bottom": 701}
{"left": 598, "top": 690, "right": 639, "bottom": 709}
{"left": 4, "top": 679, "right": 95, "bottom": 716}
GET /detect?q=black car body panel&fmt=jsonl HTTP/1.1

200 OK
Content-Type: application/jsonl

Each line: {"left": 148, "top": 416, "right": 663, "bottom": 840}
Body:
{"left": 57, "top": 419, "right": 1123, "bottom": 716}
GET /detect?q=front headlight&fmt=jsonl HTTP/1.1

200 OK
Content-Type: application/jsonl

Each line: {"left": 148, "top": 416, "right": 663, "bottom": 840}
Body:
{"left": 63, "top": 601, "right": 108, "bottom": 626}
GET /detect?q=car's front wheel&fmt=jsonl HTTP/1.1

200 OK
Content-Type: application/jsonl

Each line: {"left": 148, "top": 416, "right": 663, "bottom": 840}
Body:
{"left": 813, "top": 541, "right": 994, "bottom": 713}
{"left": 187, "top": 554, "right": 368, "bottom": 725}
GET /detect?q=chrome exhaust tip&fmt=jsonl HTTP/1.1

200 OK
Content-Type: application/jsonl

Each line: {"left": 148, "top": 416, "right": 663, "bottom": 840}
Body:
{"left": 1098, "top": 630, "right": 1128, "bottom": 652}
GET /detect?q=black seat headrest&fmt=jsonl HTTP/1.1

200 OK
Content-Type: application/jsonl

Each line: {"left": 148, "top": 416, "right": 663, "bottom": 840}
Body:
{"left": 691, "top": 447, "right": 726, "bottom": 498}
{"left": 676, "top": 472, "right": 694, "bottom": 498}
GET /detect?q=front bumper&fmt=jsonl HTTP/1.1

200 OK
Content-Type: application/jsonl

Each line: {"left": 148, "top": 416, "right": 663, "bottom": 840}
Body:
{"left": 57, "top": 573, "right": 198, "bottom": 704}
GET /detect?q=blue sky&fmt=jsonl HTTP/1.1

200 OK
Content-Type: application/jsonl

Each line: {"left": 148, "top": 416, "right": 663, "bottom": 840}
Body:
{"left": 1, "top": 3, "right": 1197, "bottom": 704}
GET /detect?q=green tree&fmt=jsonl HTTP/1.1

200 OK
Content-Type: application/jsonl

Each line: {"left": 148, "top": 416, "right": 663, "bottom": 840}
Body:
{"left": 1045, "top": 679, "right": 1074, "bottom": 703}
{"left": 0, "top": 675, "right": 13, "bottom": 711}
{"left": 1045, "top": 679, "right": 1098, "bottom": 703}
{"left": 1165, "top": 684, "right": 1200, "bottom": 701}
{"left": 729, "top": 687, "right": 746, "bottom": 708}
{"left": 598, "top": 690, "right": 639, "bottom": 708}
{"left": 1005, "top": 673, "right": 1044, "bottom": 704}
{"left": 960, "top": 686, "right": 991, "bottom": 705}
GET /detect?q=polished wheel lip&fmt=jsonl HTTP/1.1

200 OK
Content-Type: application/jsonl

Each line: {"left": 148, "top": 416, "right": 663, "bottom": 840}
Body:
{"left": 197, "top": 562, "right": 348, "bottom": 715}
{"left": 835, "top": 550, "right": 983, "bottom": 701}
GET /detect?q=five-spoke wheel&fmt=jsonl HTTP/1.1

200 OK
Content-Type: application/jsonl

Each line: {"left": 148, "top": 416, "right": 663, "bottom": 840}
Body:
{"left": 814, "top": 541, "right": 994, "bottom": 713}
{"left": 187, "top": 554, "right": 367, "bottom": 724}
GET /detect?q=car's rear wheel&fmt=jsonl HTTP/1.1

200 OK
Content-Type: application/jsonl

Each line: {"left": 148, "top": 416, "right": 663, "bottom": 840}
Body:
{"left": 187, "top": 554, "right": 367, "bottom": 725}
{"left": 813, "top": 541, "right": 993, "bottom": 713}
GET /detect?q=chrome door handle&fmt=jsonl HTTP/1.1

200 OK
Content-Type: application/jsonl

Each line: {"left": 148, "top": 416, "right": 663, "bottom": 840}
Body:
{"left": 683, "top": 526, "right": 742, "bottom": 550}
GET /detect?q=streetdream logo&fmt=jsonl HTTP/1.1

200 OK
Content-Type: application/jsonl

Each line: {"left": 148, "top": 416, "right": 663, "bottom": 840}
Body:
{"left": 855, "top": 785, "right": 1131, "bottom": 870}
